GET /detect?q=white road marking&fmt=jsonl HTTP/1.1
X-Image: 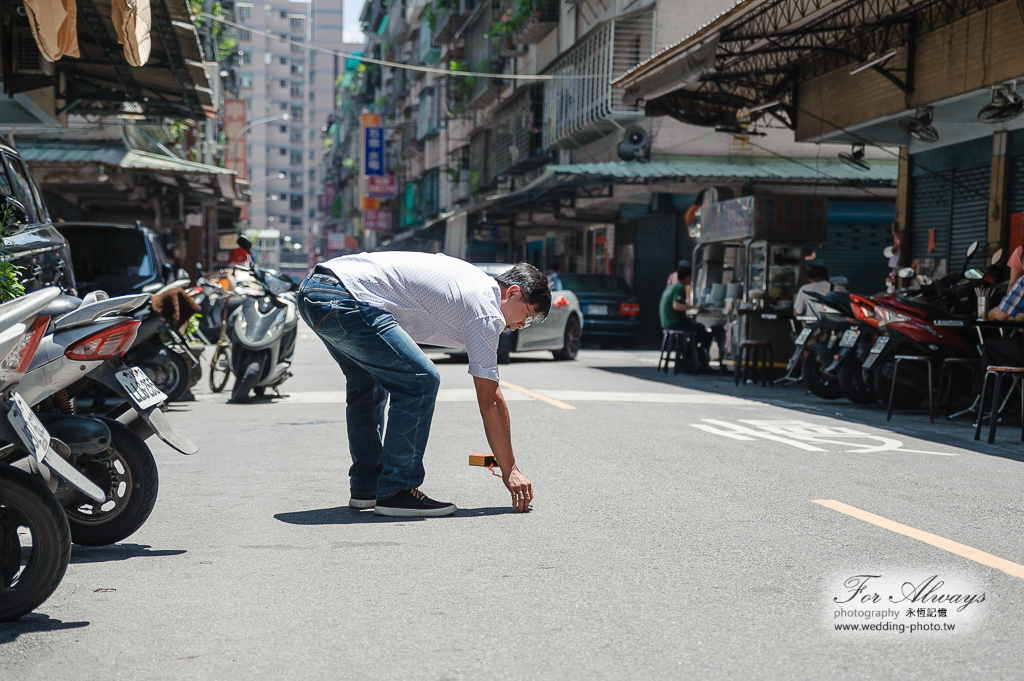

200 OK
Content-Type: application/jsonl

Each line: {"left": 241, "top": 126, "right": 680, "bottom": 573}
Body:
{"left": 691, "top": 418, "right": 957, "bottom": 456}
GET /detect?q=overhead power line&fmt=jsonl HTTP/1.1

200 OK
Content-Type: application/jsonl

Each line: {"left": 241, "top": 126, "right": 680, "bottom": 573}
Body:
{"left": 206, "top": 14, "right": 604, "bottom": 80}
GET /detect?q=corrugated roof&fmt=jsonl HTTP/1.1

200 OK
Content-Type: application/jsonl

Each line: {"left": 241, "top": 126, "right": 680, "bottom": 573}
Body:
{"left": 18, "top": 144, "right": 235, "bottom": 176}
{"left": 547, "top": 158, "right": 898, "bottom": 182}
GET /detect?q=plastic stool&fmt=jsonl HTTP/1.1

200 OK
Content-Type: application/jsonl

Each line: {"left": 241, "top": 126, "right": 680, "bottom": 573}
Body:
{"left": 886, "top": 355, "right": 934, "bottom": 423}
{"left": 974, "top": 366, "right": 1024, "bottom": 444}
{"left": 658, "top": 329, "right": 699, "bottom": 375}
{"left": 736, "top": 341, "right": 774, "bottom": 387}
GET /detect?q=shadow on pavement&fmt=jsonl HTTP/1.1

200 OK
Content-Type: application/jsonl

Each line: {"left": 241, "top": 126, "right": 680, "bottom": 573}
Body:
{"left": 0, "top": 613, "right": 89, "bottom": 644}
{"left": 275, "top": 506, "right": 521, "bottom": 525}
{"left": 594, "top": 365, "right": 1024, "bottom": 462}
{"left": 70, "top": 544, "right": 187, "bottom": 564}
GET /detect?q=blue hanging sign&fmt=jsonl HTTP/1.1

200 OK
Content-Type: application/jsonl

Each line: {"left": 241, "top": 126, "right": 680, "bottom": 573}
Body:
{"left": 364, "top": 126, "right": 384, "bottom": 177}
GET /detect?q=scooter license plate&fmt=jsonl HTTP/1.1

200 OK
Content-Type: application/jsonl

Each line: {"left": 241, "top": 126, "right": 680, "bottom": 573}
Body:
{"left": 116, "top": 367, "right": 167, "bottom": 410}
{"left": 868, "top": 335, "right": 889, "bottom": 354}
{"left": 8, "top": 392, "right": 50, "bottom": 462}
{"left": 839, "top": 329, "right": 860, "bottom": 348}
{"left": 794, "top": 328, "right": 812, "bottom": 345}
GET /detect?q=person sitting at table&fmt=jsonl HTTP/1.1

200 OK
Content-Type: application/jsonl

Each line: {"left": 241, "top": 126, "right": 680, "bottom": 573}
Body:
{"left": 660, "top": 265, "right": 713, "bottom": 369}
{"left": 793, "top": 263, "right": 846, "bottom": 316}
{"left": 976, "top": 274, "right": 1024, "bottom": 393}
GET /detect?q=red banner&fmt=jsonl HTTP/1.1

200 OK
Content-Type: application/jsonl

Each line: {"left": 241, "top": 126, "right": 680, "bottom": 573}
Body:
{"left": 363, "top": 210, "right": 392, "bottom": 232}
{"left": 223, "top": 99, "right": 247, "bottom": 181}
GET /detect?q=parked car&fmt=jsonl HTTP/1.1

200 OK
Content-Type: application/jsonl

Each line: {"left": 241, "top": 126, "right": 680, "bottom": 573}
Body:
{"left": 0, "top": 142, "right": 76, "bottom": 294}
{"left": 549, "top": 273, "right": 640, "bottom": 347}
{"left": 422, "top": 263, "right": 584, "bottom": 363}
{"left": 54, "top": 222, "right": 177, "bottom": 297}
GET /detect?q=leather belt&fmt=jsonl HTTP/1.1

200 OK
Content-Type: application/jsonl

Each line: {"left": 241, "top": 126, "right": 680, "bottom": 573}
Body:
{"left": 312, "top": 265, "right": 340, "bottom": 286}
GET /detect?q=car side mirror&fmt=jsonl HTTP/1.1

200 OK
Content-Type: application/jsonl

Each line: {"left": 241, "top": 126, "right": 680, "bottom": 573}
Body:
{"left": 2, "top": 197, "right": 29, "bottom": 231}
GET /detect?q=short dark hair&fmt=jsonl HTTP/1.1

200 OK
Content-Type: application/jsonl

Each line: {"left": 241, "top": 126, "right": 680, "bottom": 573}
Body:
{"left": 496, "top": 263, "right": 552, "bottom": 321}
{"left": 807, "top": 263, "right": 829, "bottom": 281}
{"left": 677, "top": 265, "right": 692, "bottom": 282}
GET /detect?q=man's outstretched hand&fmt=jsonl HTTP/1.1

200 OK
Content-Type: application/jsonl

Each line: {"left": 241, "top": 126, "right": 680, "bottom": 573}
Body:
{"left": 503, "top": 467, "right": 533, "bottom": 512}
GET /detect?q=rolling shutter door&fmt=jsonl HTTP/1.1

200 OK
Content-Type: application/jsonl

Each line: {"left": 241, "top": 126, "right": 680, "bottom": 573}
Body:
{"left": 910, "top": 171, "right": 952, "bottom": 261}
{"left": 821, "top": 223, "right": 891, "bottom": 294}
{"left": 633, "top": 215, "right": 678, "bottom": 346}
{"left": 948, "top": 165, "right": 991, "bottom": 267}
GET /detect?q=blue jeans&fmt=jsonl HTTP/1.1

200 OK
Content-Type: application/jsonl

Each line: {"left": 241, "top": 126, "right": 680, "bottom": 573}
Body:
{"left": 297, "top": 272, "right": 441, "bottom": 500}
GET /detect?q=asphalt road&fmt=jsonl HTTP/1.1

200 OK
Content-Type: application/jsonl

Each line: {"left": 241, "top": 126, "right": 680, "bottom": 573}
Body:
{"left": 4, "top": 334, "right": 1024, "bottom": 679}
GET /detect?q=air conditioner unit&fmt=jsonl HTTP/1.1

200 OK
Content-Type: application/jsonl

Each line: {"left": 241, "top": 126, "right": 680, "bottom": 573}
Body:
{"left": 14, "top": 28, "right": 46, "bottom": 75}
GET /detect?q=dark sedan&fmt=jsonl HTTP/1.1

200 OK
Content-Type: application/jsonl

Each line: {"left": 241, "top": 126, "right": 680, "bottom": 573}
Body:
{"left": 549, "top": 273, "right": 640, "bottom": 346}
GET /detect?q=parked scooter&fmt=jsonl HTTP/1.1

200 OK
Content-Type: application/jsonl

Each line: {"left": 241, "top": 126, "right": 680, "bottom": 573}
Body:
{"left": 857, "top": 242, "right": 1001, "bottom": 409}
{"left": 227, "top": 236, "right": 299, "bottom": 403}
{"left": 15, "top": 290, "right": 198, "bottom": 546}
{"left": 123, "top": 278, "right": 202, "bottom": 402}
{"left": 0, "top": 288, "right": 106, "bottom": 620}
{"left": 798, "top": 289, "right": 859, "bottom": 400}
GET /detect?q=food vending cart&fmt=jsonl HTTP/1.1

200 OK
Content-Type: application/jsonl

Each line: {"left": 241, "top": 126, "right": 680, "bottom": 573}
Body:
{"left": 690, "top": 194, "right": 828, "bottom": 369}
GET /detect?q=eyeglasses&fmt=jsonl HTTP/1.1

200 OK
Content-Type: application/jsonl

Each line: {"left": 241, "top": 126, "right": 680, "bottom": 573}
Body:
{"left": 523, "top": 298, "right": 536, "bottom": 328}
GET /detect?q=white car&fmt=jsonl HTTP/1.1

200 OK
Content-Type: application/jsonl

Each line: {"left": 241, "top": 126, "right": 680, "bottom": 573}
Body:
{"left": 421, "top": 263, "right": 584, "bottom": 363}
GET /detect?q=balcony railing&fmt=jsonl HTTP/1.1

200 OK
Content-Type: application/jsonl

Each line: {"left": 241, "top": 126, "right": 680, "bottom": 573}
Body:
{"left": 514, "top": 1, "right": 558, "bottom": 44}
{"left": 418, "top": 20, "right": 440, "bottom": 64}
{"left": 542, "top": 7, "right": 653, "bottom": 150}
{"left": 431, "top": 0, "right": 476, "bottom": 44}
{"left": 459, "top": 3, "right": 501, "bottom": 111}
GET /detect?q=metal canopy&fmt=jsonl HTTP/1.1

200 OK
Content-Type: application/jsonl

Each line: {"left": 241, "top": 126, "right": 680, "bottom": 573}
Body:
{"left": 2, "top": 0, "right": 214, "bottom": 120}
{"left": 489, "top": 157, "right": 897, "bottom": 211}
{"left": 612, "top": 0, "right": 1005, "bottom": 132}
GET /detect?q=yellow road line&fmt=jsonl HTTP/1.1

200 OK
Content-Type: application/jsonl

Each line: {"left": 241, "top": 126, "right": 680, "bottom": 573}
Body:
{"left": 812, "top": 499, "right": 1024, "bottom": 580}
{"left": 500, "top": 381, "right": 576, "bottom": 410}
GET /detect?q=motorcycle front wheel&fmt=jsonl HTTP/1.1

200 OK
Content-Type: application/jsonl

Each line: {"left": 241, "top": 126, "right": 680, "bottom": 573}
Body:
{"left": 230, "top": 354, "right": 262, "bottom": 404}
{"left": 129, "top": 345, "right": 190, "bottom": 402}
{"left": 63, "top": 417, "right": 159, "bottom": 547}
{"left": 839, "top": 357, "right": 878, "bottom": 404}
{"left": 803, "top": 344, "right": 845, "bottom": 400}
{"left": 0, "top": 464, "right": 71, "bottom": 621}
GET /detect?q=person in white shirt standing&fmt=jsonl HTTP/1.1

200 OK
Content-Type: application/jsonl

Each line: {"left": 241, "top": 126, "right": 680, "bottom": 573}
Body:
{"left": 297, "top": 252, "right": 549, "bottom": 517}
{"left": 793, "top": 263, "right": 845, "bottom": 316}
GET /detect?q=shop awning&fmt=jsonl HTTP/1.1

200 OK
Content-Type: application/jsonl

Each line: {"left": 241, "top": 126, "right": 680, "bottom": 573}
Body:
{"left": 489, "top": 156, "right": 897, "bottom": 210}
{"left": 18, "top": 141, "right": 242, "bottom": 200}
{"left": 7, "top": 0, "right": 214, "bottom": 120}
{"left": 610, "top": 0, "right": 1006, "bottom": 132}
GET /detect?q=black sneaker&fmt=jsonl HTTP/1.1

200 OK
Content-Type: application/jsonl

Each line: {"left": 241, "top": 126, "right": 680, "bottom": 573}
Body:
{"left": 349, "top": 496, "right": 376, "bottom": 509}
{"left": 373, "top": 489, "right": 457, "bottom": 517}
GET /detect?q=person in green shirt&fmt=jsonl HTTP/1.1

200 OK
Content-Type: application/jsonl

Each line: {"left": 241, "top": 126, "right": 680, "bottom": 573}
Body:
{"left": 659, "top": 265, "right": 712, "bottom": 369}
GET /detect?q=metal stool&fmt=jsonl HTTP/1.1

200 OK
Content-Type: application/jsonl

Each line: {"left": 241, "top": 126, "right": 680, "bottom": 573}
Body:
{"left": 886, "top": 355, "right": 935, "bottom": 423}
{"left": 658, "top": 330, "right": 699, "bottom": 375}
{"left": 735, "top": 340, "right": 774, "bottom": 387}
{"left": 974, "top": 366, "right": 1024, "bottom": 444}
{"left": 937, "top": 357, "right": 979, "bottom": 419}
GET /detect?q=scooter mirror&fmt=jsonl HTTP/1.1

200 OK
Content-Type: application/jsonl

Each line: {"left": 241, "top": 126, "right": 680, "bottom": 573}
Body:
{"left": 991, "top": 248, "right": 1004, "bottom": 265}
{"left": 897, "top": 267, "right": 917, "bottom": 279}
{"left": 883, "top": 246, "right": 896, "bottom": 258}
{"left": 965, "top": 269, "right": 983, "bottom": 280}
{"left": 237, "top": 235, "right": 253, "bottom": 252}
{"left": 918, "top": 275, "right": 933, "bottom": 285}
{"left": 966, "top": 241, "right": 979, "bottom": 259}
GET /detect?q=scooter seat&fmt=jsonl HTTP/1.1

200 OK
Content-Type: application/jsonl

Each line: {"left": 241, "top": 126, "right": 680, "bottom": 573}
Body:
{"left": 38, "top": 295, "right": 83, "bottom": 322}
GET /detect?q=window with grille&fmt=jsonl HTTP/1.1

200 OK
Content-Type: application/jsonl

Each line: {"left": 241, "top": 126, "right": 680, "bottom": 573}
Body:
{"left": 291, "top": 105, "right": 303, "bottom": 121}
{"left": 542, "top": 8, "right": 652, "bottom": 149}
{"left": 241, "top": 52, "right": 251, "bottom": 64}
{"left": 291, "top": 172, "right": 304, "bottom": 188}
{"left": 416, "top": 87, "right": 437, "bottom": 141}
{"left": 238, "top": 4, "right": 253, "bottom": 19}
{"left": 291, "top": 195, "right": 304, "bottom": 210}
{"left": 469, "top": 129, "right": 492, "bottom": 190}
{"left": 493, "top": 85, "right": 543, "bottom": 176}
{"left": 291, "top": 83, "right": 303, "bottom": 97}
{"left": 239, "top": 73, "right": 253, "bottom": 88}
{"left": 290, "top": 17, "right": 305, "bottom": 32}
{"left": 463, "top": 5, "right": 497, "bottom": 109}
{"left": 291, "top": 129, "right": 303, "bottom": 143}
{"left": 291, "top": 36, "right": 304, "bottom": 52}
{"left": 291, "top": 150, "right": 303, "bottom": 164}
{"left": 290, "top": 62, "right": 304, "bottom": 74}
{"left": 237, "top": 28, "right": 252, "bottom": 41}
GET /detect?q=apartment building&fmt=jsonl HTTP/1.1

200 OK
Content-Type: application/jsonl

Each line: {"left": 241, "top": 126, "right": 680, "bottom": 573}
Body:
{"left": 234, "top": 0, "right": 344, "bottom": 276}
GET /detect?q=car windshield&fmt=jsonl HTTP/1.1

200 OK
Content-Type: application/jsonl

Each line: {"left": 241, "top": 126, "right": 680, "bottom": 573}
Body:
{"left": 557, "top": 274, "right": 632, "bottom": 294}
{"left": 59, "top": 227, "right": 153, "bottom": 293}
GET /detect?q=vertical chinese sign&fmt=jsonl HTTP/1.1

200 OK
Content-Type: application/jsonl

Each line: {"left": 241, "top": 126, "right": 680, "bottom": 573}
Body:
{"left": 224, "top": 99, "right": 247, "bottom": 222}
{"left": 361, "top": 113, "right": 383, "bottom": 234}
